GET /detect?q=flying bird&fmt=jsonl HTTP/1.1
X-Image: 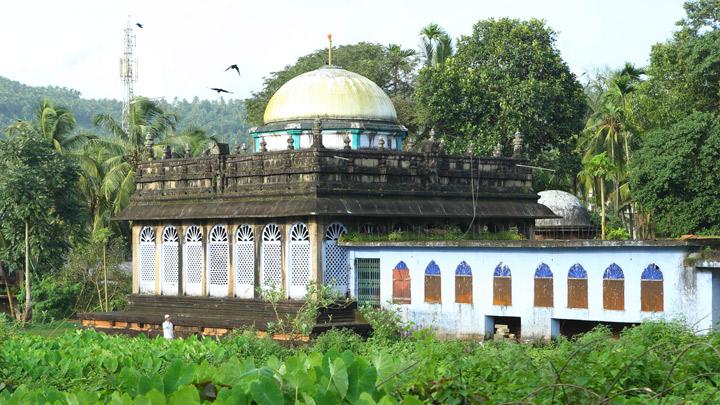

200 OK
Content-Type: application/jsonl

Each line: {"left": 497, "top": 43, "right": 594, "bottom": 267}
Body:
{"left": 225, "top": 64, "right": 241, "bottom": 76}
{"left": 136, "top": 23, "right": 143, "bottom": 28}
{"left": 210, "top": 88, "right": 232, "bottom": 94}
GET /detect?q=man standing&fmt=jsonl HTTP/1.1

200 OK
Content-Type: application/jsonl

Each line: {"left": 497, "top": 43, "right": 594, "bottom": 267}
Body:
{"left": 162, "top": 314, "right": 174, "bottom": 339}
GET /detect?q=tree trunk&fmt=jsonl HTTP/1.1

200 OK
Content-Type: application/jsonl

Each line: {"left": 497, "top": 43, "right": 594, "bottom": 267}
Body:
{"left": 21, "top": 221, "right": 31, "bottom": 323}
{"left": 600, "top": 179, "right": 606, "bottom": 240}
{"left": 103, "top": 243, "right": 109, "bottom": 312}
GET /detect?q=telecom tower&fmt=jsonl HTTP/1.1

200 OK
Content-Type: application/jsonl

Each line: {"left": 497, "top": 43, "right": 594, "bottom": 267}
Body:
{"left": 119, "top": 17, "right": 137, "bottom": 135}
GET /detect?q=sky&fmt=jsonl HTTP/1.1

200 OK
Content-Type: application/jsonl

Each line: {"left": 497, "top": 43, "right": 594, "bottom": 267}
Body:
{"left": 0, "top": 0, "right": 687, "bottom": 102}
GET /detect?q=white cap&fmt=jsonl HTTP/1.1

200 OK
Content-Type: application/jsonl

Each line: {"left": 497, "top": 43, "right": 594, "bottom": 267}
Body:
{"left": 164, "top": 314, "right": 170, "bottom": 319}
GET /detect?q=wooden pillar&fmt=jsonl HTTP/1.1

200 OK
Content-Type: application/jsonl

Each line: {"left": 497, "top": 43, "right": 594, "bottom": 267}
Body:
{"left": 228, "top": 223, "right": 234, "bottom": 297}
{"left": 202, "top": 222, "right": 209, "bottom": 296}
{"left": 254, "top": 223, "right": 263, "bottom": 298}
{"left": 178, "top": 223, "right": 185, "bottom": 296}
{"left": 154, "top": 223, "right": 162, "bottom": 295}
{"left": 309, "top": 217, "right": 324, "bottom": 286}
{"left": 280, "top": 221, "right": 288, "bottom": 297}
{"left": 131, "top": 224, "right": 139, "bottom": 294}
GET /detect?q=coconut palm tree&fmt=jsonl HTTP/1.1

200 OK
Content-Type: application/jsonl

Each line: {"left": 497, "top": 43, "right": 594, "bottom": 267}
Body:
{"left": 419, "top": 23, "right": 453, "bottom": 67}
{"left": 5, "top": 99, "right": 89, "bottom": 152}
{"left": 579, "top": 152, "right": 616, "bottom": 240}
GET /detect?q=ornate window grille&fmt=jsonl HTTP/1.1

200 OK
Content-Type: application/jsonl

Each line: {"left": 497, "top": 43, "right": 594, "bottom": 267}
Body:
{"left": 207, "top": 225, "right": 229, "bottom": 297}
{"left": 323, "top": 222, "right": 349, "bottom": 294}
{"left": 138, "top": 226, "right": 156, "bottom": 294}
{"left": 288, "top": 222, "right": 311, "bottom": 299}
{"left": 160, "top": 226, "right": 179, "bottom": 295}
{"left": 183, "top": 225, "right": 203, "bottom": 296}
{"left": 261, "top": 224, "right": 282, "bottom": 289}
{"left": 234, "top": 224, "right": 255, "bottom": 298}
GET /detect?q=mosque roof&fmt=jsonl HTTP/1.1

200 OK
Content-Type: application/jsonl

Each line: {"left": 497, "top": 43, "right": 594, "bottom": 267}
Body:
{"left": 263, "top": 66, "right": 398, "bottom": 124}
{"left": 536, "top": 190, "right": 592, "bottom": 228}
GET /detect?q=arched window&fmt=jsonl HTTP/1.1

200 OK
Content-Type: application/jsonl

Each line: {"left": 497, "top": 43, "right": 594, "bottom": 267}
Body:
{"left": 455, "top": 261, "right": 473, "bottom": 304}
{"left": 183, "top": 225, "right": 203, "bottom": 296}
{"left": 160, "top": 226, "right": 179, "bottom": 296}
{"left": 641, "top": 264, "right": 664, "bottom": 312}
{"left": 493, "top": 262, "right": 512, "bottom": 306}
{"left": 261, "top": 224, "right": 282, "bottom": 289}
{"left": 567, "top": 264, "right": 588, "bottom": 309}
{"left": 138, "top": 226, "right": 156, "bottom": 294}
{"left": 207, "top": 225, "right": 229, "bottom": 297}
{"left": 288, "top": 222, "right": 311, "bottom": 299}
{"left": 424, "top": 261, "right": 441, "bottom": 304}
{"left": 534, "top": 263, "right": 553, "bottom": 308}
{"left": 234, "top": 224, "right": 255, "bottom": 299}
{"left": 603, "top": 263, "right": 625, "bottom": 310}
{"left": 323, "top": 223, "right": 349, "bottom": 295}
{"left": 392, "top": 261, "right": 411, "bottom": 304}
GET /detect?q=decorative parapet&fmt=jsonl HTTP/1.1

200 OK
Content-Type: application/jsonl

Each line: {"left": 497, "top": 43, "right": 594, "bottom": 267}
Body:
{"left": 132, "top": 148, "right": 535, "bottom": 203}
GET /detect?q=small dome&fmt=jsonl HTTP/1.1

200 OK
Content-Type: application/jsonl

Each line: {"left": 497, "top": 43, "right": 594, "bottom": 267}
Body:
{"left": 536, "top": 190, "right": 591, "bottom": 228}
{"left": 263, "top": 66, "right": 397, "bottom": 124}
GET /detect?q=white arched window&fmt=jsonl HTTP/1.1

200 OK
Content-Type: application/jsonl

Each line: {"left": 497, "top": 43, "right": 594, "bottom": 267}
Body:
{"left": 323, "top": 222, "right": 349, "bottom": 295}
{"left": 234, "top": 224, "right": 255, "bottom": 298}
{"left": 160, "top": 226, "right": 179, "bottom": 295}
{"left": 261, "top": 224, "right": 282, "bottom": 289}
{"left": 207, "top": 225, "right": 230, "bottom": 297}
{"left": 183, "top": 225, "right": 203, "bottom": 296}
{"left": 288, "top": 222, "right": 311, "bottom": 299}
{"left": 138, "top": 226, "right": 156, "bottom": 294}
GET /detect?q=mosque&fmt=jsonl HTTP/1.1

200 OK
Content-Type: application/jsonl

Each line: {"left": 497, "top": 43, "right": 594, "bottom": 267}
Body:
{"left": 79, "top": 60, "right": 720, "bottom": 339}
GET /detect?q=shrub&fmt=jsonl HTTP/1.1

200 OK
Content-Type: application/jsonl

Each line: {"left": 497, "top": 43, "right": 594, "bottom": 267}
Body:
{"left": 312, "top": 328, "right": 365, "bottom": 353}
{"left": 359, "top": 305, "right": 406, "bottom": 342}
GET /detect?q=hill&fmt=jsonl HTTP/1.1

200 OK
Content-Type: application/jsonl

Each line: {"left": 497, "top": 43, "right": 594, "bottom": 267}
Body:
{"left": 0, "top": 76, "right": 250, "bottom": 144}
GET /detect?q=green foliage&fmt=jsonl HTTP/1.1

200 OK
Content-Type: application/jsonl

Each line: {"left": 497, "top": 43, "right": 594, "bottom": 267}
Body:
{"left": 312, "top": 328, "right": 365, "bottom": 354}
{"left": 358, "top": 305, "right": 406, "bottom": 342}
{"left": 0, "top": 132, "right": 83, "bottom": 275}
{"left": 342, "top": 228, "right": 523, "bottom": 242}
{"left": 415, "top": 18, "right": 587, "bottom": 174}
{"left": 606, "top": 227, "right": 630, "bottom": 240}
{"left": 630, "top": 112, "right": 720, "bottom": 236}
{"left": 245, "top": 42, "right": 418, "bottom": 128}
{"left": 2, "top": 322, "right": 720, "bottom": 403}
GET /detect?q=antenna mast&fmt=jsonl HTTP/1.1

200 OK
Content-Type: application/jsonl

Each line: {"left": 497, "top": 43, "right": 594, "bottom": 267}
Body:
{"left": 120, "top": 17, "right": 138, "bottom": 135}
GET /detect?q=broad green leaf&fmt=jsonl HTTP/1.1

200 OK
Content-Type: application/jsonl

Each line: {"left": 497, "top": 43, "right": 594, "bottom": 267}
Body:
{"left": 168, "top": 385, "right": 200, "bottom": 405}
{"left": 249, "top": 377, "right": 283, "bottom": 405}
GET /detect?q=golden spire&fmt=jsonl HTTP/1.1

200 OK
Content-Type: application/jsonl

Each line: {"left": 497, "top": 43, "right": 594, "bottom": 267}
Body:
{"left": 327, "top": 33, "right": 333, "bottom": 65}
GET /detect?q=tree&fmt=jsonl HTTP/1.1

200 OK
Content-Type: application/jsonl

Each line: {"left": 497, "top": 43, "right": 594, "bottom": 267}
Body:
{"left": 629, "top": 112, "right": 720, "bottom": 236}
{"left": 92, "top": 97, "right": 208, "bottom": 217}
{"left": 419, "top": 23, "right": 453, "bottom": 67}
{"left": 5, "top": 99, "right": 88, "bottom": 152}
{"left": 579, "top": 152, "right": 616, "bottom": 240}
{"left": 0, "top": 132, "right": 83, "bottom": 322}
{"left": 415, "top": 18, "right": 587, "bottom": 182}
{"left": 245, "top": 42, "right": 418, "bottom": 127}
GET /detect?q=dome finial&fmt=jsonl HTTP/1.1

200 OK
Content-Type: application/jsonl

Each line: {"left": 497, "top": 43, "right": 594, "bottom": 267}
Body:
{"left": 327, "top": 33, "right": 333, "bottom": 66}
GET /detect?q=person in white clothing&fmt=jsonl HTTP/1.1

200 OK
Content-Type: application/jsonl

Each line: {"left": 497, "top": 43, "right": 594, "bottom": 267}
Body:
{"left": 162, "top": 314, "right": 174, "bottom": 339}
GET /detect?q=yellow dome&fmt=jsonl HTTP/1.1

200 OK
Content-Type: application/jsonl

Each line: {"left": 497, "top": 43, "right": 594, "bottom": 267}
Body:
{"left": 263, "top": 66, "right": 397, "bottom": 124}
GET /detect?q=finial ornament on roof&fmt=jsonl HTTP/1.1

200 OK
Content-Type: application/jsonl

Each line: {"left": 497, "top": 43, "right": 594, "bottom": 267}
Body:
{"left": 144, "top": 132, "right": 154, "bottom": 160}
{"left": 287, "top": 135, "right": 295, "bottom": 150}
{"left": 343, "top": 134, "right": 351, "bottom": 150}
{"left": 492, "top": 142, "right": 503, "bottom": 157}
{"left": 311, "top": 117, "right": 325, "bottom": 149}
{"left": 184, "top": 143, "right": 191, "bottom": 158}
{"left": 260, "top": 138, "right": 267, "bottom": 153}
{"left": 512, "top": 129, "right": 524, "bottom": 158}
{"left": 327, "top": 33, "right": 333, "bottom": 66}
{"left": 163, "top": 145, "right": 171, "bottom": 159}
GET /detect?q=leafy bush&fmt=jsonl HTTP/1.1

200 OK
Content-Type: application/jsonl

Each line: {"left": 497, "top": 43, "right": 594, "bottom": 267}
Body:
{"left": 606, "top": 227, "right": 630, "bottom": 240}
{"left": 312, "top": 328, "right": 365, "bottom": 354}
{"left": 359, "top": 305, "right": 407, "bottom": 342}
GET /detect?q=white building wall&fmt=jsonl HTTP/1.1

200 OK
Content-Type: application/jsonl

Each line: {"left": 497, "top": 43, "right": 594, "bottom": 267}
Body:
{"left": 347, "top": 245, "right": 708, "bottom": 338}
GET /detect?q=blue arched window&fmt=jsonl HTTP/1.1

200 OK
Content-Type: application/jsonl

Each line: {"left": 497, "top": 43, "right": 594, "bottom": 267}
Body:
{"left": 424, "top": 261, "right": 441, "bottom": 303}
{"left": 567, "top": 264, "right": 588, "bottom": 309}
{"left": 534, "top": 263, "right": 553, "bottom": 307}
{"left": 493, "top": 262, "right": 512, "bottom": 306}
{"left": 392, "top": 261, "right": 411, "bottom": 304}
{"left": 641, "top": 264, "right": 663, "bottom": 312}
{"left": 603, "top": 263, "right": 625, "bottom": 310}
{"left": 455, "top": 261, "right": 472, "bottom": 304}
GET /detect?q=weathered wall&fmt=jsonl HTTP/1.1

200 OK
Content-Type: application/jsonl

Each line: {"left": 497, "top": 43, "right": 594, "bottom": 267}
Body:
{"left": 345, "top": 242, "right": 711, "bottom": 338}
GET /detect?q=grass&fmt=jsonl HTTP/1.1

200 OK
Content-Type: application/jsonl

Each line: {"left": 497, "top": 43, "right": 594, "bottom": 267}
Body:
{"left": 21, "top": 320, "right": 79, "bottom": 337}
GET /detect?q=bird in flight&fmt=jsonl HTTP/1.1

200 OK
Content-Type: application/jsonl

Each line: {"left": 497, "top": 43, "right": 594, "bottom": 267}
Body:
{"left": 136, "top": 23, "right": 143, "bottom": 28}
{"left": 210, "top": 88, "right": 232, "bottom": 94}
{"left": 225, "top": 64, "right": 241, "bottom": 76}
